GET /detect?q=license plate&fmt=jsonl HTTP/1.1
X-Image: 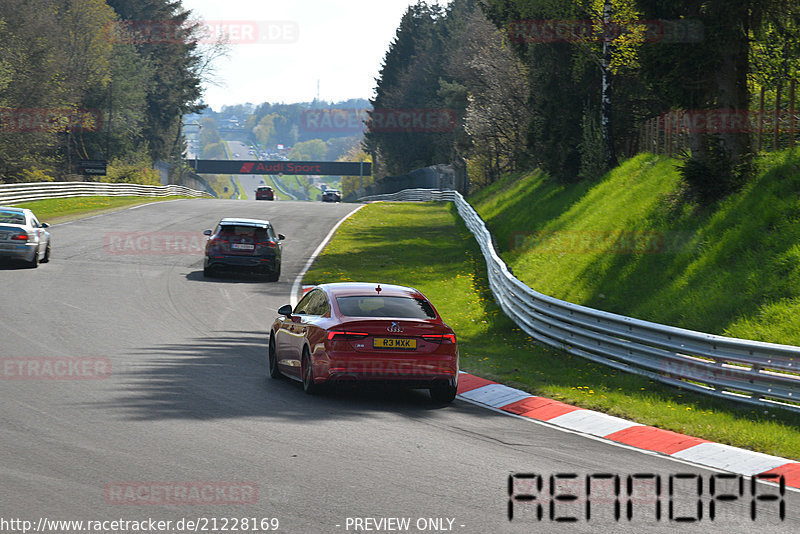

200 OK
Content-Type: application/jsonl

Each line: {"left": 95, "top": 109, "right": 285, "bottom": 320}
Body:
{"left": 373, "top": 337, "right": 417, "bottom": 350}
{"left": 231, "top": 243, "right": 254, "bottom": 250}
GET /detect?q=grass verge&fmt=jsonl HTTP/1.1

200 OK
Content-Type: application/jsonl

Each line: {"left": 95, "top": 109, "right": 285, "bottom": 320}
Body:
{"left": 304, "top": 201, "right": 800, "bottom": 460}
{"left": 471, "top": 151, "right": 800, "bottom": 345}
{"left": 9, "top": 196, "right": 190, "bottom": 223}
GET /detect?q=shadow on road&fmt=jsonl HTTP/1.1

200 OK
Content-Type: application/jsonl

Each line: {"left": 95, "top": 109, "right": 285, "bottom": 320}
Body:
{"left": 0, "top": 260, "right": 33, "bottom": 270}
{"left": 86, "top": 332, "right": 483, "bottom": 423}
{"left": 185, "top": 270, "right": 276, "bottom": 284}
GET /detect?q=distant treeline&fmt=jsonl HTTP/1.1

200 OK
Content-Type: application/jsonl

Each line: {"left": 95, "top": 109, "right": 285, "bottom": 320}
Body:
{"left": 368, "top": 0, "right": 800, "bottom": 204}
{"left": 0, "top": 0, "right": 207, "bottom": 183}
{"left": 191, "top": 99, "right": 370, "bottom": 162}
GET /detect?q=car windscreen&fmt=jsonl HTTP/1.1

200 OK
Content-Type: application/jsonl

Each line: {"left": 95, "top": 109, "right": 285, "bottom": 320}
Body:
{"left": 0, "top": 211, "right": 25, "bottom": 224}
{"left": 336, "top": 296, "right": 436, "bottom": 319}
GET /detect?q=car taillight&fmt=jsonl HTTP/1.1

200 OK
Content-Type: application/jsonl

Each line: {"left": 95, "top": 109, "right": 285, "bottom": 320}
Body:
{"left": 11, "top": 233, "right": 28, "bottom": 242}
{"left": 257, "top": 241, "right": 277, "bottom": 248}
{"left": 422, "top": 334, "right": 456, "bottom": 344}
{"left": 327, "top": 331, "right": 369, "bottom": 341}
{"left": 208, "top": 238, "right": 228, "bottom": 246}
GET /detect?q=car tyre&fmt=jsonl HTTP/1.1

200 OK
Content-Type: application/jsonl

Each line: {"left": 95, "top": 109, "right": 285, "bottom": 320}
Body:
{"left": 41, "top": 243, "right": 50, "bottom": 263}
{"left": 203, "top": 266, "right": 214, "bottom": 278}
{"left": 430, "top": 384, "right": 457, "bottom": 403}
{"left": 27, "top": 246, "right": 39, "bottom": 268}
{"left": 268, "top": 333, "right": 282, "bottom": 379}
{"left": 266, "top": 264, "right": 280, "bottom": 282}
{"left": 302, "top": 348, "right": 318, "bottom": 394}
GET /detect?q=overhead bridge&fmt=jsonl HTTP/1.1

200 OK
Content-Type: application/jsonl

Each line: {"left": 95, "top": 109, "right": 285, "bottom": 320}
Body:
{"left": 190, "top": 160, "right": 371, "bottom": 177}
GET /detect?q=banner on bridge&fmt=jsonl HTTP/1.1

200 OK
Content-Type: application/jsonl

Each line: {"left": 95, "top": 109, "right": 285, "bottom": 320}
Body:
{"left": 191, "top": 160, "right": 371, "bottom": 176}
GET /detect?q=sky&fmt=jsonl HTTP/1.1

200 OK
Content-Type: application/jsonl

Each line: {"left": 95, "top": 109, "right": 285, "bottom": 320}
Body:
{"left": 180, "top": 0, "right": 448, "bottom": 111}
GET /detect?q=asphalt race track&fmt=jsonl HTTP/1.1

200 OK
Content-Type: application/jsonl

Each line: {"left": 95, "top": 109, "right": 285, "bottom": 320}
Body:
{"left": 1, "top": 198, "right": 799, "bottom": 534}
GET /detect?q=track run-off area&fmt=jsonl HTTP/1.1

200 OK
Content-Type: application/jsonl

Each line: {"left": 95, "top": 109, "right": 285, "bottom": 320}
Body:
{"left": 1, "top": 198, "right": 798, "bottom": 534}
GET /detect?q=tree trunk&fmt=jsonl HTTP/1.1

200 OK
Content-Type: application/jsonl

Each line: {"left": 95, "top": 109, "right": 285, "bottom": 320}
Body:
{"left": 601, "top": 0, "right": 618, "bottom": 169}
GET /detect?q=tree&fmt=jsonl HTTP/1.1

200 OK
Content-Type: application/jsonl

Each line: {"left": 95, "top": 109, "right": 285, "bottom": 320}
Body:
{"left": 446, "top": 5, "right": 531, "bottom": 184}
{"left": 80, "top": 42, "right": 152, "bottom": 163}
{"left": 253, "top": 114, "right": 276, "bottom": 148}
{"left": 364, "top": 1, "right": 451, "bottom": 178}
{"left": 636, "top": 0, "right": 774, "bottom": 203}
{"left": 288, "top": 139, "right": 326, "bottom": 161}
{"left": 106, "top": 0, "right": 206, "bottom": 163}
{"left": 339, "top": 144, "right": 372, "bottom": 197}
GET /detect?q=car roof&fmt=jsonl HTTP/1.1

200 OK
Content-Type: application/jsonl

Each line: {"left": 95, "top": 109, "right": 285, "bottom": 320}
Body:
{"left": 0, "top": 206, "right": 29, "bottom": 214}
{"left": 317, "top": 282, "right": 426, "bottom": 299}
{"left": 218, "top": 217, "right": 270, "bottom": 226}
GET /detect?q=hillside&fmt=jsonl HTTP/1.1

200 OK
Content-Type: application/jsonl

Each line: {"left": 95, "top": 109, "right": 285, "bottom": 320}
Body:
{"left": 470, "top": 150, "right": 800, "bottom": 345}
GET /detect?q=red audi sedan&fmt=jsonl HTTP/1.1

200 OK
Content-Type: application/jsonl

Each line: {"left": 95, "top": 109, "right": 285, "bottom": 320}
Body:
{"left": 269, "top": 282, "right": 459, "bottom": 402}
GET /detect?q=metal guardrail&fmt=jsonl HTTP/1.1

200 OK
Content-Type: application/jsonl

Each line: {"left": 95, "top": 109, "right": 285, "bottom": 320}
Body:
{"left": 0, "top": 182, "right": 213, "bottom": 204}
{"left": 270, "top": 174, "right": 299, "bottom": 201}
{"left": 360, "top": 188, "right": 800, "bottom": 412}
{"left": 358, "top": 188, "right": 457, "bottom": 202}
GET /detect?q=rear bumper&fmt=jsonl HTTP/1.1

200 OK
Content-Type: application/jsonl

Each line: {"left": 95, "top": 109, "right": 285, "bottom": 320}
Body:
{"left": 319, "top": 353, "right": 458, "bottom": 387}
{"left": 0, "top": 243, "right": 36, "bottom": 262}
{"left": 205, "top": 254, "right": 278, "bottom": 273}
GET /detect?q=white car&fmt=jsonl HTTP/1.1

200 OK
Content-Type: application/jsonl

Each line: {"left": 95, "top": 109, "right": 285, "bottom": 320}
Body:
{"left": 0, "top": 206, "right": 51, "bottom": 267}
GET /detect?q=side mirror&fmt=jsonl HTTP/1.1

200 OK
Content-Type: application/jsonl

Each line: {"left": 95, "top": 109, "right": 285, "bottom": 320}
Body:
{"left": 41, "top": 223, "right": 49, "bottom": 228}
{"left": 278, "top": 304, "right": 293, "bottom": 316}
{"left": 278, "top": 234, "right": 285, "bottom": 240}
{"left": 203, "top": 229, "right": 212, "bottom": 236}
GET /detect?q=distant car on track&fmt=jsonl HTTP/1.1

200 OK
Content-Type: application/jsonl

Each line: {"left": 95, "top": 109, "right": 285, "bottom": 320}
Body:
{"left": 0, "top": 206, "right": 50, "bottom": 268}
{"left": 269, "top": 282, "right": 459, "bottom": 402}
{"left": 321, "top": 189, "right": 341, "bottom": 202}
{"left": 256, "top": 186, "right": 275, "bottom": 201}
{"left": 203, "top": 218, "right": 284, "bottom": 281}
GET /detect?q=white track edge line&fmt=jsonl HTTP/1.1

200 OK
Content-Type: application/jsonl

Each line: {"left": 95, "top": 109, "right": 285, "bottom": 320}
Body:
{"left": 127, "top": 198, "right": 185, "bottom": 210}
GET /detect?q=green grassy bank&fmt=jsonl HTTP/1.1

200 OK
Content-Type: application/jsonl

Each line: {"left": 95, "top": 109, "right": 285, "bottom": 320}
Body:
{"left": 10, "top": 196, "right": 189, "bottom": 222}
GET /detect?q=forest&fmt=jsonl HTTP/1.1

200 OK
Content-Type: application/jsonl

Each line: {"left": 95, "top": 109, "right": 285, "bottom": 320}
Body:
{"left": 366, "top": 0, "right": 800, "bottom": 204}
{"left": 0, "top": 0, "right": 207, "bottom": 184}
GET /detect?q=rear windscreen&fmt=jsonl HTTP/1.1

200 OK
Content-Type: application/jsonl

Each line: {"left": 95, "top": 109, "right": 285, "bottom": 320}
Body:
{"left": 0, "top": 211, "right": 25, "bottom": 224}
{"left": 217, "top": 225, "right": 268, "bottom": 240}
{"left": 336, "top": 296, "right": 436, "bottom": 319}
